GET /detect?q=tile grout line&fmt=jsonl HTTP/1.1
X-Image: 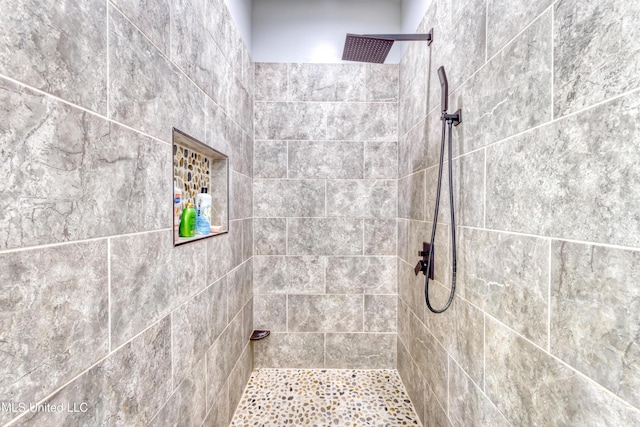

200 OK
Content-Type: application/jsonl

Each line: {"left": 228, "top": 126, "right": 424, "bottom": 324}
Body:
{"left": 481, "top": 310, "right": 640, "bottom": 415}
{"left": 483, "top": 148, "right": 487, "bottom": 228}
{"left": 548, "top": 238, "right": 552, "bottom": 353}
{"left": 551, "top": 3, "right": 554, "bottom": 122}
{"left": 0, "top": 228, "right": 171, "bottom": 256}
{"left": 458, "top": 225, "right": 640, "bottom": 253}
{"left": 108, "top": 238, "right": 112, "bottom": 353}
{"left": 106, "top": 0, "right": 110, "bottom": 120}
{"left": 0, "top": 72, "right": 172, "bottom": 148}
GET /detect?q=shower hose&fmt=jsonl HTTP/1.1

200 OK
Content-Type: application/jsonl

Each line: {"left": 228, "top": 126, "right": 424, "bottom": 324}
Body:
{"left": 424, "top": 117, "right": 457, "bottom": 313}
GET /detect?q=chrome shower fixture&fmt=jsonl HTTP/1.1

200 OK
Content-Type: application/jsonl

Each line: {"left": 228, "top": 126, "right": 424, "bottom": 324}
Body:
{"left": 341, "top": 30, "right": 433, "bottom": 63}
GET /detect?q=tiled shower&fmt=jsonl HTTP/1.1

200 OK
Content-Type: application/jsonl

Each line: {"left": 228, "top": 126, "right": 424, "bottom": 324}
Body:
{"left": 1, "top": 0, "right": 639, "bottom": 426}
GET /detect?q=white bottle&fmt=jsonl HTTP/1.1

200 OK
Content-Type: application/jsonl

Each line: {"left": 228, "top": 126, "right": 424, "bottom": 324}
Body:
{"left": 195, "top": 187, "right": 212, "bottom": 225}
{"left": 174, "top": 180, "right": 182, "bottom": 240}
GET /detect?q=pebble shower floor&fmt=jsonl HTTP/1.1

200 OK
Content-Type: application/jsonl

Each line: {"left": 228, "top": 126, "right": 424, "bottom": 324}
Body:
{"left": 230, "top": 369, "right": 422, "bottom": 426}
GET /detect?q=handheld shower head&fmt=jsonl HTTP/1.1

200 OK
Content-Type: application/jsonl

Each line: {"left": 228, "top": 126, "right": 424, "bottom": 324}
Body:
{"left": 437, "top": 66, "right": 448, "bottom": 112}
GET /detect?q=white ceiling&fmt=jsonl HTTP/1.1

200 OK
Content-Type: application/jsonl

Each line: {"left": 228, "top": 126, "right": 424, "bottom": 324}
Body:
{"left": 225, "top": 0, "right": 428, "bottom": 63}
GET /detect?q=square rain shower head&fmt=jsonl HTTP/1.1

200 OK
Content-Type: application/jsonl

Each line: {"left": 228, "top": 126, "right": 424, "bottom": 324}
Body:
{"left": 342, "top": 34, "right": 394, "bottom": 63}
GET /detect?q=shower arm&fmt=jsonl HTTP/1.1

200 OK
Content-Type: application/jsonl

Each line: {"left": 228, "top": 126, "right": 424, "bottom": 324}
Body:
{"left": 363, "top": 31, "right": 433, "bottom": 45}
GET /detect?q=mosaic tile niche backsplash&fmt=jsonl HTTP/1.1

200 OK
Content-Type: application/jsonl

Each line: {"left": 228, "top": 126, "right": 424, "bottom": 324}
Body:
{"left": 173, "top": 143, "right": 211, "bottom": 204}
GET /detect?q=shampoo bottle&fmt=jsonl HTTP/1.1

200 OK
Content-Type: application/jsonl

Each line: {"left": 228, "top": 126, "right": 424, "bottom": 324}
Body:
{"left": 195, "top": 188, "right": 212, "bottom": 224}
{"left": 179, "top": 202, "right": 197, "bottom": 238}
{"left": 195, "top": 188, "right": 212, "bottom": 235}
{"left": 173, "top": 180, "right": 182, "bottom": 240}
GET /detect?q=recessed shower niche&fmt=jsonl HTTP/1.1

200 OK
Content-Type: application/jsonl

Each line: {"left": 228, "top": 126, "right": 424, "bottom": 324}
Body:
{"left": 172, "top": 128, "right": 228, "bottom": 246}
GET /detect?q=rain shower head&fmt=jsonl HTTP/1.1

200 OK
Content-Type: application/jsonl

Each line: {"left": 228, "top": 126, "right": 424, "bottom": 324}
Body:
{"left": 438, "top": 66, "right": 448, "bottom": 112}
{"left": 342, "top": 29, "right": 433, "bottom": 63}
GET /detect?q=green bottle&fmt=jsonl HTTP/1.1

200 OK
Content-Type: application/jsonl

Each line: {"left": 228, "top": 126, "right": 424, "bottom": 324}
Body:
{"left": 179, "top": 202, "right": 197, "bottom": 237}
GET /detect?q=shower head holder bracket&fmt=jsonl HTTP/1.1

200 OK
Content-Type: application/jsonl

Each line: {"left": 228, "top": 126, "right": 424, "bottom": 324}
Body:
{"left": 443, "top": 109, "right": 462, "bottom": 126}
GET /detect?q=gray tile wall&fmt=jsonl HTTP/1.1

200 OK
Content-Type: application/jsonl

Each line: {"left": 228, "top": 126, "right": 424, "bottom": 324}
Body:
{"left": 397, "top": 0, "right": 640, "bottom": 425}
{"left": 0, "top": 0, "right": 253, "bottom": 424}
{"left": 253, "top": 62, "right": 399, "bottom": 369}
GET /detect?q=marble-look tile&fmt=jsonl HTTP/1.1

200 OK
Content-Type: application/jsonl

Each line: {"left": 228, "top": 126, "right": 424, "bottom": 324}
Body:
{"left": 204, "top": 99, "right": 236, "bottom": 157}
{"left": 398, "top": 171, "right": 426, "bottom": 220}
{"left": 408, "top": 220, "right": 429, "bottom": 271}
{"left": 228, "top": 260, "right": 253, "bottom": 320}
{"left": 398, "top": 257, "right": 427, "bottom": 326}
{"left": 254, "top": 63, "right": 287, "bottom": 101}
{"left": 450, "top": 150, "right": 485, "bottom": 228}
{"left": 229, "top": 122, "right": 250, "bottom": 175}
{"left": 110, "top": 231, "right": 206, "bottom": 347}
{"left": 423, "top": 383, "right": 450, "bottom": 427}
{"left": 242, "top": 298, "right": 253, "bottom": 347}
{"left": 427, "top": 296, "right": 485, "bottom": 388}
{"left": 449, "top": 359, "right": 510, "bottom": 427}
{"left": 0, "top": 0, "right": 106, "bottom": 114}
{"left": 407, "top": 310, "right": 448, "bottom": 412}
{"left": 325, "top": 333, "right": 396, "bottom": 369}
{"left": 486, "top": 91, "right": 640, "bottom": 247}
{"left": 365, "top": 141, "right": 398, "bottom": 179}
{"left": 452, "top": 11, "right": 551, "bottom": 155}
{"left": 204, "top": 0, "right": 236, "bottom": 64}
{"left": 0, "top": 242, "right": 108, "bottom": 425}
{"left": 111, "top": 0, "right": 170, "bottom": 54}
{"left": 254, "top": 294, "right": 287, "bottom": 332}
{"left": 288, "top": 63, "right": 366, "bottom": 102}
{"left": 399, "top": 68, "right": 427, "bottom": 138}
{"left": 487, "top": 0, "right": 552, "bottom": 57}
{"left": 206, "top": 315, "right": 244, "bottom": 406}
{"left": 486, "top": 317, "right": 640, "bottom": 426}
{"left": 435, "top": 0, "right": 486, "bottom": 94}
{"left": 326, "top": 180, "right": 397, "bottom": 218}
{"left": 364, "top": 295, "right": 397, "bottom": 332}
{"left": 253, "top": 256, "right": 326, "bottom": 294}
{"left": 254, "top": 218, "right": 286, "bottom": 255}
{"left": 458, "top": 228, "right": 549, "bottom": 347}
{"left": 397, "top": 340, "right": 427, "bottom": 424}
{"left": 254, "top": 102, "right": 326, "bottom": 140}
{"left": 366, "top": 64, "right": 399, "bottom": 102}
{"left": 229, "top": 345, "right": 253, "bottom": 417}
{"left": 149, "top": 357, "right": 206, "bottom": 427}
{"left": 288, "top": 141, "right": 364, "bottom": 179}
{"left": 230, "top": 79, "right": 253, "bottom": 135}
{"left": 254, "top": 141, "right": 287, "bottom": 178}
{"left": 15, "top": 318, "right": 172, "bottom": 427}
{"left": 288, "top": 218, "right": 364, "bottom": 255}
{"left": 242, "top": 218, "right": 253, "bottom": 261}
{"left": 172, "top": 278, "right": 227, "bottom": 385}
{"left": 326, "top": 256, "right": 396, "bottom": 294}
{"left": 109, "top": 6, "right": 204, "bottom": 143}
{"left": 254, "top": 179, "right": 325, "bottom": 217}
{"left": 203, "top": 381, "right": 229, "bottom": 427}
{"left": 254, "top": 333, "right": 325, "bottom": 368}
{"left": 364, "top": 219, "right": 397, "bottom": 255}
{"left": 230, "top": 170, "right": 252, "bottom": 220}
{"left": 551, "top": 241, "right": 640, "bottom": 408}
{"left": 397, "top": 219, "right": 410, "bottom": 262}
{"left": 288, "top": 295, "right": 363, "bottom": 332}
{"left": 206, "top": 219, "right": 243, "bottom": 283}
{"left": 326, "top": 102, "right": 397, "bottom": 141}
{"left": 186, "top": 0, "right": 207, "bottom": 19}
{"left": 0, "top": 83, "right": 171, "bottom": 249}
{"left": 554, "top": 0, "right": 640, "bottom": 116}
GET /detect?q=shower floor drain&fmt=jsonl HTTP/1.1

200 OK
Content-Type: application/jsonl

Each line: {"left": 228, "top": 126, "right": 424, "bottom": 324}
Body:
{"left": 230, "top": 369, "right": 422, "bottom": 426}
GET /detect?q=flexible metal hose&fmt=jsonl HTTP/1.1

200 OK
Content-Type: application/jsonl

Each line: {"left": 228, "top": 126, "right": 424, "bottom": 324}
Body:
{"left": 424, "top": 118, "right": 457, "bottom": 313}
